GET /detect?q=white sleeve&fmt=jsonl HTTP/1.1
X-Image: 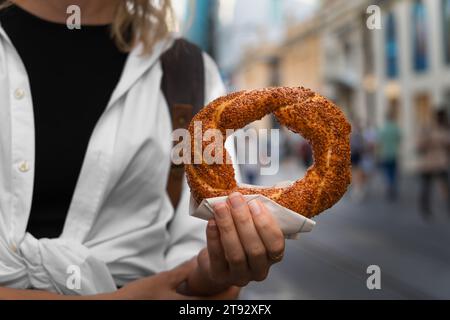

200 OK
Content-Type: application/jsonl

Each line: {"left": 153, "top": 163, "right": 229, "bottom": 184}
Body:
{"left": 165, "top": 53, "right": 241, "bottom": 269}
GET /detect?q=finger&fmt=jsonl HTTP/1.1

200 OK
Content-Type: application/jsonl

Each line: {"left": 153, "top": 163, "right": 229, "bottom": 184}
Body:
{"left": 248, "top": 200, "right": 285, "bottom": 264}
{"left": 213, "top": 201, "right": 249, "bottom": 286}
{"left": 206, "top": 219, "right": 229, "bottom": 281}
{"left": 228, "top": 193, "right": 269, "bottom": 281}
{"left": 169, "top": 258, "right": 197, "bottom": 288}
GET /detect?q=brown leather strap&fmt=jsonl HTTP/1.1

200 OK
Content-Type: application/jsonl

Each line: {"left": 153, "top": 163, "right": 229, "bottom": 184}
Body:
{"left": 161, "top": 39, "right": 205, "bottom": 209}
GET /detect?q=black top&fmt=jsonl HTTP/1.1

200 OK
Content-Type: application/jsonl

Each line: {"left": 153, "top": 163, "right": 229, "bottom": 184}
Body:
{"left": 0, "top": 5, "right": 128, "bottom": 239}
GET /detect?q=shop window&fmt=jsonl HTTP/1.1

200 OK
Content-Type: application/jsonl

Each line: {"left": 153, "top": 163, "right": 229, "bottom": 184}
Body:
{"left": 386, "top": 12, "right": 399, "bottom": 78}
{"left": 412, "top": 0, "right": 429, "bottom": 72}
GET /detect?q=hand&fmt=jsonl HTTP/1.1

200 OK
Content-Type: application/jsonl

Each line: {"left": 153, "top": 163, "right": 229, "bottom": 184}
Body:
{"left": 196, "top": 192, "right": 285, "bottom": 289}
{"left": 116, "top": 259, "right": 200, "bottom": 300}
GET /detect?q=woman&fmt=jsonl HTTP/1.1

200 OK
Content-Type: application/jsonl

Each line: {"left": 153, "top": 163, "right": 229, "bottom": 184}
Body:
{"left": 378, "top": 111, "right": 402, "bottom": 202}
{"left": 350, "top": 124, "right": 366, "bottom": 202}
{"left": 416, "top": 109, "right": 450, "bottom": 216}
{"left": 0, "top": 0, "right": 285, "bottom": 299}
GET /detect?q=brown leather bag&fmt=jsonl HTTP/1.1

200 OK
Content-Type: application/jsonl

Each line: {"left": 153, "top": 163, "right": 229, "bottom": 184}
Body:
{"left": 160, "top": 39, "right": 205, "bottom": 210}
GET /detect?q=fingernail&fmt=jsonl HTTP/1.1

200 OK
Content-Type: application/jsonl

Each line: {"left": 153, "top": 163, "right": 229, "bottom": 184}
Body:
{"left": 229, "top": 192, "right": 245, "bottom": 209}
{"left": 248, "top": 199, "right": 261, "bottom": 216}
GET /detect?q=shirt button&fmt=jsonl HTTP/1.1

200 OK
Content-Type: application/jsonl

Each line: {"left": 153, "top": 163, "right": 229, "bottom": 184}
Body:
{"left": 14, "top": 88, "right": 26, "bottom": 100}
{"left": 18, "top": 161, "right": 30, "bottom": 173}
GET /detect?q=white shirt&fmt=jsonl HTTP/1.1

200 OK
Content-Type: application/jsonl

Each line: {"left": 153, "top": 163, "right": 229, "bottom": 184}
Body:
{"left": 0, "top": 27, "right": 229, "bottom": 295}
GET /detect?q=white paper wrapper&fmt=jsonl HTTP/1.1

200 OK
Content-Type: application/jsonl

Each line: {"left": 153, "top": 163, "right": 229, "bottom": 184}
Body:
{"left": 189, "top": 182, "right": 316, "bottom": 240}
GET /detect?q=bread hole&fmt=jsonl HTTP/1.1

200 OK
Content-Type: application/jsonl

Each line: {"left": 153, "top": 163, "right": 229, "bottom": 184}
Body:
{"left": 226, "top": 116, "right": 309, "bottom": 188}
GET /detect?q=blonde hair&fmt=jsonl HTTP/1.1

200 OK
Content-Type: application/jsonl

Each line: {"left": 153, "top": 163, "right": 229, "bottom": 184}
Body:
{"left": 0, "top": 0, "right": 174, "bottom": 54}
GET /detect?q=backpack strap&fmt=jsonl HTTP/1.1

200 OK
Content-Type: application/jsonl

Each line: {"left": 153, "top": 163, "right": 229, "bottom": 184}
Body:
{"left": 161, "top": 38, "right": 205, "bottom": 209}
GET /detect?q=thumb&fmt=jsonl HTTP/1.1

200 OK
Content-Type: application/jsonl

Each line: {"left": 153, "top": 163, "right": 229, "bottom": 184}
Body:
{"left": 168, "top": 258, "right": 197, "bottom": 288}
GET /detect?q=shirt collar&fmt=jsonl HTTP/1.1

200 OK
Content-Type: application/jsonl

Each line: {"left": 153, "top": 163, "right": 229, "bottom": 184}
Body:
{"left": 106, "top": 34, "right": 175, "bottom": 110}
{"left": 0, "top": 22, "right": 12, "bottom": 45}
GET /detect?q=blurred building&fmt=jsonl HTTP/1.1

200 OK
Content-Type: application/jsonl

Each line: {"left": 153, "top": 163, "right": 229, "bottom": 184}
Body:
{"left": 214, "top": 0, "right": 282, "bottom": 78}
{"left": 229, "top": 45, "right": 279, "bottom": 130}
{"left": 280, "top": 17, "right": 323, "bottom": 92}
{"left": 231, "top": 13, "right": 323, "bottom": 121}
{"left": 232, "top": 45, "right": 279, "bottom": 90}
{"left": 232, "top": 18, "right": 323, "bottom": 91}
{"left": 320, "top": 0, "right": 369, "bottom": 126}
{"left": 215, "top": 0, "right": 319, "bottom": 80}
{"left": 369, "top": 0, "right": 450, "bottom": 170}
{"left": 229, "top": 0, "right": 450, "bottom": 171}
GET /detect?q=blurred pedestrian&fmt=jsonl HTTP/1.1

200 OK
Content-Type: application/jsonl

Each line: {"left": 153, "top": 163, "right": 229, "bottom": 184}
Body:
{"left": 237, "top": 127, "right": 261, "bottom": 185}
{"left": 360, "top": 123, "right": 378, "bottom": 197}
{"left": 298, "top": 138, "right": 313, "bottom": 168}
{"left": 378, "top": 111, "right": 402, "bottom": 202}
{"left": 350, "top": 124, "right": 366, "bottom": 201}
{"left": 416, "top": 109, "right": 450, "bottom": 216}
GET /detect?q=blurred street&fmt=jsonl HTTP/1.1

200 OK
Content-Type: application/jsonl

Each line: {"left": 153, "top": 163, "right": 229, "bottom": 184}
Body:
{"left": 241, "top": 159, "right": 450, "bottom": 300}
{"left": 178, "top": 0, "right": 450, "bottom": 300}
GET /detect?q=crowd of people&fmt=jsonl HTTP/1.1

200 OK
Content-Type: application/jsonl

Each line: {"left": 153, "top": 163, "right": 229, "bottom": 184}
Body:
{"left": 349, "top": 109, "right": 450, "bottom": 217}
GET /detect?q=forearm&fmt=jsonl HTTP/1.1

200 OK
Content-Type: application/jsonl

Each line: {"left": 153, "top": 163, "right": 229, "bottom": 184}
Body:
{"left": 0, "top": 286, "right": 118, "bottom": 300}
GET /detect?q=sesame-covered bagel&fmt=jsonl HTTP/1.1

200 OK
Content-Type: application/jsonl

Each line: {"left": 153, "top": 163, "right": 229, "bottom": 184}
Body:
{"left": 185, "top": 87, "right": 351, "bottom": 218}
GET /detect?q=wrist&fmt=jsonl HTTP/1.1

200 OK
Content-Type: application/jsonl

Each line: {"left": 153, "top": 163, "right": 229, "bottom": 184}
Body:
{"left": 185, "top": 263, "right": 231, "bottom": 297}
